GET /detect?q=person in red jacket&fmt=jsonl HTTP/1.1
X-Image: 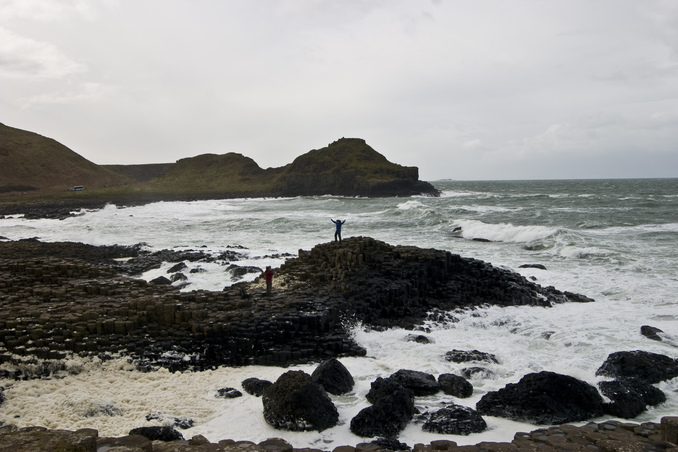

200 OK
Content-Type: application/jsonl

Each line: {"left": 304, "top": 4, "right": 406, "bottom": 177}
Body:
{"left": 263, "top": 266, "right": 274, "bottom": 296}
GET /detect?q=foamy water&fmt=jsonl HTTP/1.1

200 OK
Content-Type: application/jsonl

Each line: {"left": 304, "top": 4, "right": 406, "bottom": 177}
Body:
{"left": 1, "top": 179, "right": 677, "bottom": 447}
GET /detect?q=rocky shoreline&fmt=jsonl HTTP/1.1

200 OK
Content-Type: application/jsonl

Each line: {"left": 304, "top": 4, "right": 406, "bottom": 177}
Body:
{"left": 0, "top": 236, "right": 593, "bottom": 373}
{"left": 1, "top": 237, "right": 677, "bottom": 451}
{"left": 1, "top": 418, "right": 678, "bottom": 451}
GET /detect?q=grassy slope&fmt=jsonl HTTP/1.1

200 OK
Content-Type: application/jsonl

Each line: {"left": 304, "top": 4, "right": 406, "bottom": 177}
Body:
{"left": 0, "top": 123, "right": 130, "bottom": 193}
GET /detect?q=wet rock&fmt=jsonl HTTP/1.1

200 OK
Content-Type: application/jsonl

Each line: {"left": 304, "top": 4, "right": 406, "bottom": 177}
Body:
{"left": 311, "top": 358, "right": 355, "bottom": 395}
{"left": 350, "top": 386, "right": 415, "bottom": 438}
{"left": 406, "top": 334, "right": 433, "bottom": 344}
{"left": 150, "top": 276, "right": 172, "bottom": 285}
{"left": 422, "top": 404, "right": 487, "bottom": 435}
{"left": 262, "top": 370, "right": 338, "bottom": 432}
{"left": 389, "top": 369, "right": 440, "bottom": 396}
{"left": 128, "top": 425, "right": 184, "bottom": 441}
{"left": 242, "top": 378, "right": 273, "bottom": 397}
{"left": 476, "top": 371, "right": 605, "bottom": 425}
{"left": 461, "top": 367, "right": 495, "bottom": 380}
{"left": 438, "top": 373, "right": 473, "bottom": 398}
{"left": 167, "top": 262, "right": 187, "bottom": 273}
{"left": 145, "top": 412, "right": 194, "bottom": 429}
{"left": 596, "top": 350, "right": 678, "bottom": 384}
{"left": 445, "top": 349, "right": 499, "bottom": 364}
{"left": 519, "top": 264, "right": 547, "bottom": 270}
{"left": 599, "top": 378, "right": 666, "bottom": 419}
{"left": 366, "top": 377, "right": 407, "bottom": 405}
{"left": 226, "top": 264, "right": 262, "bottom": 280}
{"left": 170, "top": 272, "right": 187, "bottom": 282}
{"left": 216, "top": 387, "right": 243, "bottom": 399}
{"left": 641, "top": 325, "right": 664, "bottom": 341}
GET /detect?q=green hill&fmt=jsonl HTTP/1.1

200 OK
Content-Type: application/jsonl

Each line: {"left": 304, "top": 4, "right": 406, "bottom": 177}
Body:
{"left": 0, "top": 124, "right": 438, "bottom": 210}
{"left": 0, "top": 122, "right": 129, "bottom": 194}
{"left": 278, "top": 138, "right": 428, "bottom": 196}
{"left": 145, "top": 138, "right": 437, "bottom": 198}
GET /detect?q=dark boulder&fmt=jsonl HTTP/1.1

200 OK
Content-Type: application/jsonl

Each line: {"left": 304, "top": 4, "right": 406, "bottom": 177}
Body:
{"left": 350, "top": 386, "right": 416, "bottom": 438}
{"left": 311, "top": 358, "right": 355, "bottom": 395}
{"left": 445, "top": 349, "right": 499, "bottom": 364}
{"left": 422, "top": 404, "right": 487, "bottom": 435}
{"left": 128, "top": 425, "right": 184, "bottom": 441}
{"left": 167, "top": 262, "right": 188, "bottom": 273}
{"left": 389, "top": 369, "right": 440, "bottom": 396}
{"left": 149, "top": 276, "right": 171, "bottom": 285}
{"left": 262, "top": 370, "right": 338, "bottom": 432}
{"left": 366, "top": 377, "right": 407, "bottom": 405}
{"left": 242, "top": 377, "right": 273, "bottom": 397}
{"left": 519, "top": 264, "right": 547, "bottom": 270}
{"left": 640, "top": 326, "right": 664, "bottom": 342}
{"left": 216, "top": 387, "right": 243, "bottom": 399}
{"left": 438, "top": 373, "right": 473, "bottom": 398}
{"left": 476, "top": 371, "right": 605, "bottom": 425}
{"left": 599, "top": 378, "right": 666, "bottom": 419}
{"left": 596, "top": 350, "right": 678, "bottom": 384}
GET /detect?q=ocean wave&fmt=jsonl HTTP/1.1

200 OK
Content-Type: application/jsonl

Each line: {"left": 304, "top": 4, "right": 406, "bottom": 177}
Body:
{"left": 397, "top": 200, "right": 426, "bottom": 210}
{"left": 558, "top": 245, "right": 613, "bottom": 260}
{"left": 453, "top": 220, "right": 559, "bottom": 243}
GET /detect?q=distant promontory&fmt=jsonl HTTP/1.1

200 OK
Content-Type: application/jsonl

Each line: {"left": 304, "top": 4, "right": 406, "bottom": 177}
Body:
{"left": 0, "top": 123, "right": 439, "bottom": 212}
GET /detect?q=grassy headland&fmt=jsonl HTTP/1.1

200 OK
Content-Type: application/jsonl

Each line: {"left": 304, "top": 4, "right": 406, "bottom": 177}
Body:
{"left": 1, "top": 123, "right": 438, "bottom": 213}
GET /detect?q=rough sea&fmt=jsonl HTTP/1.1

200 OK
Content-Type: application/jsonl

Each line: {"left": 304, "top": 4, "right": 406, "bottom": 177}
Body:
{"left": 1, "top": 178, "right": 677, "bottom": 448}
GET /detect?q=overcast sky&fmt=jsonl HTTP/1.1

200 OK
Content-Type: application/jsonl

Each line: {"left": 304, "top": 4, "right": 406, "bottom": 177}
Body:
{"left": 1, "top": 0, "right": 677, "bottom": 181}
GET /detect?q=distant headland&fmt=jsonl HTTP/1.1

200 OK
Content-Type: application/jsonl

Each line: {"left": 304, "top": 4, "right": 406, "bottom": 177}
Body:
{"left": 0, "top": 122, "right": 439, "bottom": 214}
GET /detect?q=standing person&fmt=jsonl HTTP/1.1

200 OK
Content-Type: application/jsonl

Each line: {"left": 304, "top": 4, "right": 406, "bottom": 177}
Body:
{"left": 331, "top": 219, "right": 346, "bottom": 242}
{"left": 263, "top": 266, "right": 274, "bottom": 296}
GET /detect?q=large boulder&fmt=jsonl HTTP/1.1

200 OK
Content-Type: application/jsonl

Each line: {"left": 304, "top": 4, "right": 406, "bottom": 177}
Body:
{"left": 476, "top": 371, "right": 605, "bottom": 425}
{"left": 350, "top": 386, "right": 416, "bottom": 438}
{"left": 389, "top": 369, "right": 440, "bottom": 396}
{"left": 422, "top": 404, "right": 487, "bottom": 435}
{"left": 596, "top": 350, "right": 678, "bottom": 384}
{"left": 366, "top": 377, "right": 407, "bottom": 405}
{"left": 262, "top": 370, "right": 338, "bottom": 432}
{"left": 599, "top": 378, "right": 667, "bottom": 419}
{"left": 311, "top": 358, "right": 355, "bottom": 395}
{"left": 438, "top": 373, "right": 473, "bottom": 398}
